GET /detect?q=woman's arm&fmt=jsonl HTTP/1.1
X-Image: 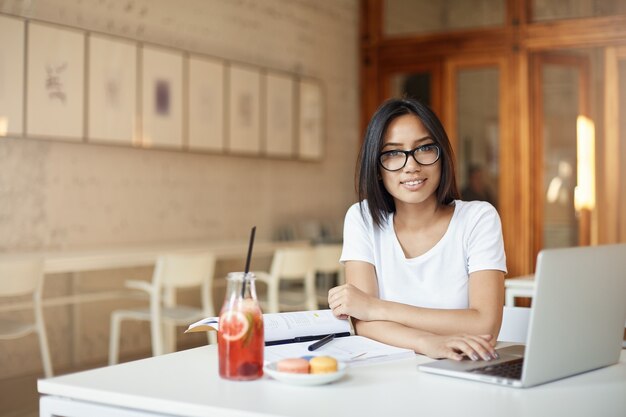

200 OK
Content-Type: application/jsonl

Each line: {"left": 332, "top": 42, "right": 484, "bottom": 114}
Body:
{"left": 329, "top": 262, "right": 504, "bottom": 340}
{"left": 351, "top": 319, "right": 496, "bottom": 361}
{"left": 330, "top": 261, "right": 499, "bottom": 360}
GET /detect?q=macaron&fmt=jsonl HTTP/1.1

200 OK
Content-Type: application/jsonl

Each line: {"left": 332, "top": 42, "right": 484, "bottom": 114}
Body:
{"left": 276, "top": 357, "right": 310, "bottom": 374}
{"left": 309, "top": 356, "right": 338, "bottom": 374}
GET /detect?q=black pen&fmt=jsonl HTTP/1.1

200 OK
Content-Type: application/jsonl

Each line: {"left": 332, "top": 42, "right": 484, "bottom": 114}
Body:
{"left": 307, "top": 334, "right": 335, "bottom": 351}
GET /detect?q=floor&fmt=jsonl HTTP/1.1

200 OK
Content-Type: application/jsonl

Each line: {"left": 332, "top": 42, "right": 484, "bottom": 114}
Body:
{"left": 0, "top": 371, "right": 44, "bottom": 417}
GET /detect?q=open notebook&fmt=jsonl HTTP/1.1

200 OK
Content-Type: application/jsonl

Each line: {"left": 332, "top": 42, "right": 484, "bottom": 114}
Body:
{"left": 187, "top": 309, "right": 414, "bottom": 365}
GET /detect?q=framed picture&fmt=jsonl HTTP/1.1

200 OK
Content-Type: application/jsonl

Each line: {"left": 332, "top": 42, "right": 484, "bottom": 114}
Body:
{"left": 188, "top": 55, "right": 225, "bottom": 152}
{"left": 26, "top": 22, "right": 85, "bottom": 140}
{"left": 141, "top": 45, "right": 183, "bottom": 149}
{"left": 88, "top": 34, "right": 137, "bottom": 145}
{"left": 0, "top": 15, "right": 24, "bottom": 137}
{"left": 298, "top": 79, "right": 324, "bottom": 160}
{"left": 264, "top": 72, "right": 295, "bottom": 158}
{"left": 228, "top": 64, "right": 261, "bottom": 155}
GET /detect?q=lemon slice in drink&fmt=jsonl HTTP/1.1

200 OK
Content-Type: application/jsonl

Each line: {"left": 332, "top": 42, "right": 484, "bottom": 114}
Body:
{"left": 220, "top": 311, "right": 250, "bottom": 341}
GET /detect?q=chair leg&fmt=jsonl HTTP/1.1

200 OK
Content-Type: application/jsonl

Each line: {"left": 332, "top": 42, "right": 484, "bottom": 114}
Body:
{"left": 164, "top": 322, "right": 176, "bottom": 354}
{"left": 207, "top": 331, "right": 217, "bottom": 345}
{"left": 150, "top": 317, "right": 163, "bottom": 357}
{"left": 109, "top": 313, "right": 123, "bottom": 365}
{"left": 268, "top": 281, "right": 279, "bottom": 313}
{"left": 305, "top": 271, "right": 318, "bottom": 311}
{"left": 34, "top": 301, "right": 53, "bottom": 378}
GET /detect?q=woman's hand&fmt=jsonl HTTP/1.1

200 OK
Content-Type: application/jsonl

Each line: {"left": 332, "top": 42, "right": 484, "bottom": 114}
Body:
{"left": 417, "top": 333, "right": 498, "bottom": 361}
{"left": 328, "top": 283, "right": 380, "bottom": 321}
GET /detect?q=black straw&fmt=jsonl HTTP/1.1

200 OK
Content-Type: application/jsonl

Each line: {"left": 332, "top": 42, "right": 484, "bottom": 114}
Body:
{"left": 241, "top": 226, "right": 256, "bottom": 297}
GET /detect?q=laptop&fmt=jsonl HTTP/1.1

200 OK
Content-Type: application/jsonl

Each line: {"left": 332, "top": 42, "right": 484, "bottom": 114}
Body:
{"left": 419, "top": 244, "right": 626, "bottom": 388}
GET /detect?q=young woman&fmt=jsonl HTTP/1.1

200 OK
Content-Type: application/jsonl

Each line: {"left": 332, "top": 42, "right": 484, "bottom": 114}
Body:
{"left": 328, "top": 98, "right": 506, "bottom": 362}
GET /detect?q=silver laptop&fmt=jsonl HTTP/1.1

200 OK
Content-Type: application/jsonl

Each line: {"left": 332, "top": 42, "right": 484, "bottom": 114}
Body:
{"left": 419, "top": 244, "right": 626, "bottom": 388}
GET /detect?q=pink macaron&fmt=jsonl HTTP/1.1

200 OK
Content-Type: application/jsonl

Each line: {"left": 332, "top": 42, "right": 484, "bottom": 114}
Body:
{"left": 276, "top": 358, "right": 310, "bottom": 374}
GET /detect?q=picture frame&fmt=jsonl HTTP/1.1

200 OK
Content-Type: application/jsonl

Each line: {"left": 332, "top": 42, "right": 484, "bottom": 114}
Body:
{"left": 264, "top": 72, "right": 295, "bottom": 158}
{"left": 228, "top": 64, "right": 261, "bottom": 155}
{"left": 298, "top": 78, "right": 324, "bottom": 160}
{"left": 87, "top": 34, "right": 137, "bottom": 145}
{"left": 141, "top": 45, "right": 184, "bottom": 149}
{"left": 26, "top": 21, "right": 85, "bottom": 140}
{"left": 188, "top": 55, "right": 225, "bottom": 152}
{"left": 0, "top": 15, "right": 24, "bottom": 137}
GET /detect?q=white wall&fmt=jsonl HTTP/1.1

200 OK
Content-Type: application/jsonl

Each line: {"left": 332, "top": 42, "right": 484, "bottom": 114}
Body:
{"left": 0, "top": 0, "right": 359, "bottom": 251}
{"left": 0, "top": 0, "right": 359, "bottom": 377}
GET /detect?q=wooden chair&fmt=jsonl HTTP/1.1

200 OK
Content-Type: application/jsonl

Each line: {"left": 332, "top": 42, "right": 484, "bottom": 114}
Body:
{"left": 313, "top": 243, "right": 344, "bottom": 305}
{"left": 255, "top": 247, "right": 317, "bottom": 313}
{"left": 498, "top": 306, "right": 531, "bottom": 344}
{"left": 109, "top": 252, "right": 216, "bottom": 365}
{"left": 0, "top": 258, "right": 53, "bottom": 377}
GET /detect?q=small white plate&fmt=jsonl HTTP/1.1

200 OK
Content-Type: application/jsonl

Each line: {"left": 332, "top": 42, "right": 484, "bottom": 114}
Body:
{"left": 263, "top": 361, "right": 347, "bottom": 386}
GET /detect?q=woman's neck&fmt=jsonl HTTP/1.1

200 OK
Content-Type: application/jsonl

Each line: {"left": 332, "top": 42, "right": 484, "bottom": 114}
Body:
{"left": 393, "top": 196, "right": 447, "bottom": 231}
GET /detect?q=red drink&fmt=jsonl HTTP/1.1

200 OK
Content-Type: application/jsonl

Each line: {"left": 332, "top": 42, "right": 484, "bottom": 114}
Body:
{"left": 218, "top": 273, "right": 264, "bottom": 380}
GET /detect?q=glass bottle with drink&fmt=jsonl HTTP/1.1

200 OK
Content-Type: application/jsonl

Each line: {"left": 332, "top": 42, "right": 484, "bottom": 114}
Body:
{"left": 218, "top": 272, "right": 264, "bottom": 380}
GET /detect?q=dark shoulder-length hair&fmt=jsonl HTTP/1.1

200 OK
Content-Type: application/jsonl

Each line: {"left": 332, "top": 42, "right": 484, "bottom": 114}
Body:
{"left": 357, "top": 98, "right": 460, "bottom": 228}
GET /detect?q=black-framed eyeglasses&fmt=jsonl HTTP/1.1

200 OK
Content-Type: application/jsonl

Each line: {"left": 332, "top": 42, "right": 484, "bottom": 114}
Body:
{"left": 378, "top": 144, "right": 441, "bottom": 171}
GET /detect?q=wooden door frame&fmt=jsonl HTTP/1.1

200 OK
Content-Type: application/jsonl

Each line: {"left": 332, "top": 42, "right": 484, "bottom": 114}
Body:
{"left": 603, "top": 46, "right": 626, "bottom": 243}
{"left": 442, "top": 54, "right": 516, "bottom": 275}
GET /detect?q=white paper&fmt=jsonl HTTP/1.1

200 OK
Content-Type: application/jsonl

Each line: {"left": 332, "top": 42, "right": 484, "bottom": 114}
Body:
{"left": 265, "top": 336, "right": 415, "bottom": 366}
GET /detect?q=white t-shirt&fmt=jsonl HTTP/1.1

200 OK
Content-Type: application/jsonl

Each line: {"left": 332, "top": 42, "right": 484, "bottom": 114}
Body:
{"left": 340, "top": 200, "right": 507, "bottom": 309}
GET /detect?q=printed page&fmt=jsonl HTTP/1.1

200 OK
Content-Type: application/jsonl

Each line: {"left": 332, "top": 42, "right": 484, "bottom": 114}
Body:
{"left": 186, "top": 309, "right": 351, "bottom": 343}
{"left": 263, "top": 310, "right": 351, "bottom": 342}
{"left": 264, "top": 335, "right": 415, "bottom": 366}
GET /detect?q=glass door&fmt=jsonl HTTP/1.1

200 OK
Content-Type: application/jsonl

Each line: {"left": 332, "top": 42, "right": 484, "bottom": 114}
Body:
{"left": 443, "top": 56, "right": 508, "bottom": 211}
{"left": 531, "top": 52, "right": 591, "bottom": 254}
{"left": 383, "top": 62, "right": 442, "bottom": 118}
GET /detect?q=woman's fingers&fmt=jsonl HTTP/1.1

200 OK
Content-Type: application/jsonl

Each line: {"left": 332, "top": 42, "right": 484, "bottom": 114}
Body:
{"left": 444, "top": 349, "right": 464, "bottom": 361}
{"left": 447, "top": 339, "right": 480, "bottom": 361}
{"left": 447, "top": 335, "right": 498, "bottom": 361}
{"left": 327, "top": 284, "right": 348, "bottom": 306}
{"left": 462, "top": 336, "right": 494, "bottom": 361}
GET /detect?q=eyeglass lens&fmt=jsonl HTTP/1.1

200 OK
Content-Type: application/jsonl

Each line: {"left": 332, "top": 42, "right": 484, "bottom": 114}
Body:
{"left": 379, "top": 145, "right": 440, "bottom": 171}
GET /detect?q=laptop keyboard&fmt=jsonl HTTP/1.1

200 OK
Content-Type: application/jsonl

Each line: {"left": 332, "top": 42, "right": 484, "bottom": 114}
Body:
{"left": 468, "top": 358, "right": 524, "bottom": 380}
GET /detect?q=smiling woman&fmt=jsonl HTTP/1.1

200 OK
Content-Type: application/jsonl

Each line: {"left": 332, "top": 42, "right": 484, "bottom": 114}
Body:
{"left": 327, "top": 98, "right": 507, "bottom": 363}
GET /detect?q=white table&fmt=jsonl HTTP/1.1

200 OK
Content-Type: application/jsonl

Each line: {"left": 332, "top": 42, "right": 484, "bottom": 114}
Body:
{"left": 0, "top": 239, "right": 310, "bottom": 312}
{"left": 505, "top": 274, "right": 535, "bottom": 306}
{"left": 38, "top": 345, "right": 626, "bottom": 417}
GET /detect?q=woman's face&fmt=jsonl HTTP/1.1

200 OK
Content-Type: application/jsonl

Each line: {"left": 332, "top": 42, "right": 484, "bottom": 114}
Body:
{"left": 379, "top": 114, "right": 442, "bottom": 208}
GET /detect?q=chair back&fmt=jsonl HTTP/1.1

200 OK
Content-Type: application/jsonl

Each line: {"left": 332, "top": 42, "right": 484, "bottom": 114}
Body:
{"left": 270, "top": 247, "right": 315, "bottom": 280}
{"left": 498, "top": 306, "right": 531, "bottom": 343}
{"left": 313, "top": 244, "right": 342, "bottom": 273}
{"left": 155, "top": 252, "right": 216, "bottom": 289}
{"left": 0, "top": 258, "right": 44, "bottom": 297}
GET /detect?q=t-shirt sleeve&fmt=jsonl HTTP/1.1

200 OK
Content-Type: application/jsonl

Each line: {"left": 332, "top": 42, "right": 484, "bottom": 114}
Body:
{"left": 340, "top": 203, "right": 375, "bottom": 265}
{"left": 466, "top": 203, "right": 507, "bottom": 275}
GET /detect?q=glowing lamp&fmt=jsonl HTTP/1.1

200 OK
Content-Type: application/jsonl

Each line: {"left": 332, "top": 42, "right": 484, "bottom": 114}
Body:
{"left": 574, "top": 116, "right": 596, "bottom": 211}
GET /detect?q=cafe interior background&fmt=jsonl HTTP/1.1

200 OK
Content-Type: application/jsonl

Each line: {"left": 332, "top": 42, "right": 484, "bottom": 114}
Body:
{"left": 1, "top": 0, "right": 625, "bottom": 415}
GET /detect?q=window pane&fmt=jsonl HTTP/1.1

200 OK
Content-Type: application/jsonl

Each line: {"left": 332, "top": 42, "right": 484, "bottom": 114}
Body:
{"left": 532, "top": 0, "right": 626, "bottom": 21}
{"left": 457, "top": 68, "right": 499, "bottom": 209}
{"left": 384, "top": 0, "right": 505, "bottom": 36}
{"left": 542, "top": 65, "right": 579, "bottom": 248}
{"left": 389, "top": 72, "right": 432, "bottom": 107}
